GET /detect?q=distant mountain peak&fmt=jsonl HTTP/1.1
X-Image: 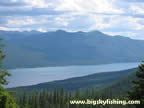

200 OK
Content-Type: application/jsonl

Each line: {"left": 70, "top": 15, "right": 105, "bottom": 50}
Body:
{"left": 86, "top": 30, "right": 109, "bottom": 38}
{"left": 89, "top": 30, "right": 102, "bottom": 33}
{"left": 56, "top": 30, "right": 66, "bottom": 33}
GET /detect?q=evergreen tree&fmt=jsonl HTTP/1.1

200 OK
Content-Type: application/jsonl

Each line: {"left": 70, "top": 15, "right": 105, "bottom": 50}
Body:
{"left": 0, "top": 38, "right": 11, "bottom": 85}
{"left": 0, "top": 38, "right": 18, "bottom": 108}
{"left": 34, "top": 92, "right": 40, "bottom": 108}
{"left": 22, "top": 91, "right": 27, "bottom": 106}
{"left": 128, "top": 62, "right": 144, "bottom": 108}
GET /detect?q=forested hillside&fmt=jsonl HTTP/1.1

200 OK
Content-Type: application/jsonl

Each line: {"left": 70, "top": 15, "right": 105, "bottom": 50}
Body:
{"left": 17, "top": 88, "right": 136, "bottom": 108}
{"left": 16, "top": 71, "right": 138, "bottom": 108}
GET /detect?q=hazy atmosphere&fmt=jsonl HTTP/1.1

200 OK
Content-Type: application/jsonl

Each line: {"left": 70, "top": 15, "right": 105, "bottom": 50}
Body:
{"left": 0, "top": 0, "right": 144, "bottom": 39}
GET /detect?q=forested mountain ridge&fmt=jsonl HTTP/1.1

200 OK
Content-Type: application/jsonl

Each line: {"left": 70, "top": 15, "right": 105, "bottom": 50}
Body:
{"left": 101, "top": 71, "right": 137, "bottom": 97}
{"left": 1, "top": 30, "right": 144, "bottom": 69}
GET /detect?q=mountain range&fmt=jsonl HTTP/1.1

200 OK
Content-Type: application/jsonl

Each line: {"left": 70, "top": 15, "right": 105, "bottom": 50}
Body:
{"left": 0, "top": 30, "right": 144, "bottom": 69}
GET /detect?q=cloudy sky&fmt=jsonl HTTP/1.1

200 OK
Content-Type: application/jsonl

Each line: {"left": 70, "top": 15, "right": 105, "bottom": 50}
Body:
{"left": 0, "top": 0, "right": 144, "bottom": 39}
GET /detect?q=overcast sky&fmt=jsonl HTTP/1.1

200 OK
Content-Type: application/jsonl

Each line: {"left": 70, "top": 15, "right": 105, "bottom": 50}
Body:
{"left": 0, "top": 0, "right": 144, "bottom": 39}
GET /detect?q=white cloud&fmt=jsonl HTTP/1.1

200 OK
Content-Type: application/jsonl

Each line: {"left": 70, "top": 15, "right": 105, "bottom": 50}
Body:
{"left": 37, "top": 28, "right": 47, "bottom": 32}
{"left": 88, "top": 14, "right": 111, "bottom": 30}
{"left": 130, "top": 4, "right": 144, "bottom": 14}
{"left": 0, "top": 26, "right": 43, "bottom": 32}
{"left": 86, "top": 13, "right": 144, "bottom": 39}
{"left": 54, "top": 13, "right": 76, "bottom": 26}
{"left": 104, "top": 15, "right": 144, "bottom": 31}
{"left": 21, "top": 0, "right": 54, "bottom": 8}
{"left": 7, "top": 17, "right": 36, "bottom": 26}
{"left": 0, "top": 0, "right": 144, "bottom": 39}
{"left": 55, "top": 0, "right": 124, "bottom": 14}
{"left": 11, "top": 0, "right": 18, "bottom": 2}
{"left": 128, "top": 17, "right": 144, "bottom": 30}
{"left": 0, "top": 26, "right": 20, "bottom": 31}
{"left": 55, "top": 17, "right": 69, "bottom": 26}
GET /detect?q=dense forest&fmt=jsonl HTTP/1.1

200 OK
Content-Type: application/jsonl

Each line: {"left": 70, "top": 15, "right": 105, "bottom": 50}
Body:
{"left": 14, "top": 69, "right": 139, "bottom": 108}
{"left": 17, "top": 88, "right": 135, "bottom": 108}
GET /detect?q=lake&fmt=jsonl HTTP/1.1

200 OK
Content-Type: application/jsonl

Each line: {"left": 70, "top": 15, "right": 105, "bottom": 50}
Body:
{"left": 6, "top": 62, "right": 140, "bottom": 88}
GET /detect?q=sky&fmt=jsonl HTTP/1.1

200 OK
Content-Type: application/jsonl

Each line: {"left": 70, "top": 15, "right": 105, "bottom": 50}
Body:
{"left": 0, "top": 0, "right": 144, "bottom": 39}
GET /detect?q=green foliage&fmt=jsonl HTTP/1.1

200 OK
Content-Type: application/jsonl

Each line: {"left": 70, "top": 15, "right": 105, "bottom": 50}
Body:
{"left": 101, "top": 71, "right": 137, "bottom": 97}
{"left": 17, "top": 88, "right": 134, "bottom": 108}
{"left": 128, "top": 62, "right": 144, "bottom": 107}
{"left": 0, "top": 38, "right": 18, "bottom": 108}
{"left": 0, "top": 39, "right": 10, "bottom": 85}
{"left": 0, "top": 86, "right": 18, "bottom": 108}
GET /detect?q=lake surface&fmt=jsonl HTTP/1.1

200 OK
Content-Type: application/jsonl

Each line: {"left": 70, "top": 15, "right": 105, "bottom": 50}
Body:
{"left": 6, "top": 62, "right": 140, "bottom": 88}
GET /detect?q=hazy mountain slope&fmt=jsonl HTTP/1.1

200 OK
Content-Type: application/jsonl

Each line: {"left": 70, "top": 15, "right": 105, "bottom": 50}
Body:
{"left": 1, "top": 30, "right": 144, "bottom": 68}
{"left": 3, "top": 44, "right": 49, "bottom": 69}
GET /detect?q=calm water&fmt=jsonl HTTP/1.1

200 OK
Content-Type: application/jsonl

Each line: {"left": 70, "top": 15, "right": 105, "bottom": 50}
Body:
{"left": 6, "top": 62, "right": 140, "bottom": 88}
